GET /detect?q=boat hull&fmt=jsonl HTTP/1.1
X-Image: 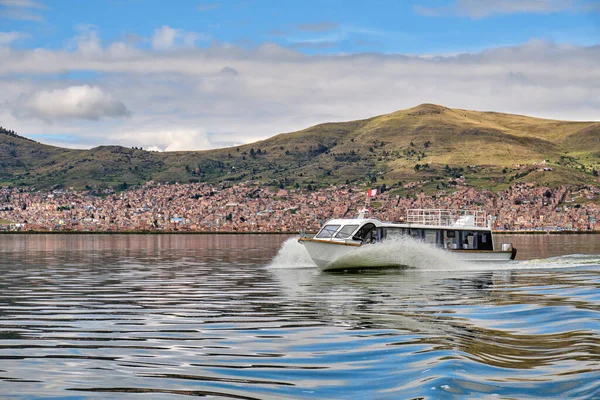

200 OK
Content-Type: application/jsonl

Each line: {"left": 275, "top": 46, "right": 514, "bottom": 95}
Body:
{"left": 299, "top": 238, "right": 516, "bottom": 271}
{"left": 298, "top": 238, "right": 362, "bottom": 269}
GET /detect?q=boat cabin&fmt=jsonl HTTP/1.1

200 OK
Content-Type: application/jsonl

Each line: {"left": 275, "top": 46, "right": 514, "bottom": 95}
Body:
{"left": 313, "top": 209, "right": 494, "bottom": 251}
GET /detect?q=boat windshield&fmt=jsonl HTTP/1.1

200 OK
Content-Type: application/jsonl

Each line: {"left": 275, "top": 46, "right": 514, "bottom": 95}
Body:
{"left": 316, "top": 224, "right": 340, "bottom": 238}
{"left": 334, "top": 224, "right": 359, "bottom": 239}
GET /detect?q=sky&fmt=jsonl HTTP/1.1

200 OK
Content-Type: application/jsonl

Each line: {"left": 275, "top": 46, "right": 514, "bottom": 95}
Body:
{"left": 0, "top": 0, "right": 599, "bottom": 151}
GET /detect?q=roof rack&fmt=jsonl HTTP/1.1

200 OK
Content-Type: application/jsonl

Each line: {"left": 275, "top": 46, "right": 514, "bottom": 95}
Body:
{"left": 405, "top": 209, "right": 488, "bottom": 228}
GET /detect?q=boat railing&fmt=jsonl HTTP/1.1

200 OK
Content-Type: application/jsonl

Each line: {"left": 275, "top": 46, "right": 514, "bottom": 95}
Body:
{"left": 405, "top": 209, "right": 488, "bottom": 228}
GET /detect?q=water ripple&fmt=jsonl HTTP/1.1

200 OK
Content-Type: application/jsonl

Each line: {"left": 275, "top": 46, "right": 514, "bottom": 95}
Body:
{"left": 0, "top": 234, "right": 599, "bottom": 399}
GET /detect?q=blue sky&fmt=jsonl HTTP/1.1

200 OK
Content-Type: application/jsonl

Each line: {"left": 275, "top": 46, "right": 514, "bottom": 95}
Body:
{"left": 0, "top": 0, "right": 599, "bottom": 150}
{"left": 6, "top": 0, "right": 599, "bottom": 53}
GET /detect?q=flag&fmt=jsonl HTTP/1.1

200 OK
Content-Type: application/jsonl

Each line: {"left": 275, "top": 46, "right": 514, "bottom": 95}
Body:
{"left": 367, "top": 189, "right": 377, "bottom": 197}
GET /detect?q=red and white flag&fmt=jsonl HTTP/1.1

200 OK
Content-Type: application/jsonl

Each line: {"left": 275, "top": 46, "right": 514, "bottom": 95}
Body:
{"left": 367, "top": 189, "right": 377, "bottom": 197}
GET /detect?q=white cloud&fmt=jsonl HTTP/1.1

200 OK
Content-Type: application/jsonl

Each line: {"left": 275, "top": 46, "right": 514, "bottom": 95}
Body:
{"left": 151, "top": 25, "right": 204, "bottom": 50}
{"left": 19, "top": 85, "right": 131, "bottom": 121}
{"left": 297, "top": 22, "right": 339, "bottom": 32}
{"left": 0, "top": 0, "right": 46, "bottom": 8}
{"left": 0, "top": 32, "right": 598, "bottom": 151}
{"left": 69, "top": 24, "right": 102, "bottom": 56}
{"left": 415, "top": 0, "right": 598, "bottom": 19}
{"left": 135, "top": 129, "right": 212, "bottom": 151}
{"left": 0, "top": 31, "right": 29, "bottom": 45}
{"left": 0, "top": 0, "right": 46, "bottom": 21}
{"left": 196, "top": 2, "right": 220, "bottom": 11}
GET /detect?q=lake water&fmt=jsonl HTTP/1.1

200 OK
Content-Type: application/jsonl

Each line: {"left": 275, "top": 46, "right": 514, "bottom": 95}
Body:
{"left": 0, "top": 234, "right": 599, "bottom": 399}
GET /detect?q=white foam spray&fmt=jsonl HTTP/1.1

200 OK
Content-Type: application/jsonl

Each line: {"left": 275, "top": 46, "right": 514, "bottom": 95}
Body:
{"left": 268, "top": 237, "right": 316, "bottom": 269}
{"left": 327, "top": 236, "right": 470, "bottom": 271}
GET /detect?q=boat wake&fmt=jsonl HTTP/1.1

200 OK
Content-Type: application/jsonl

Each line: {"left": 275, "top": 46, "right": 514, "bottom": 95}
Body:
{"left": 517, "top": 254, "right": 600, "bottom": 270}
{"left": 269, "top": 237, "right": 600, "bottom": 272}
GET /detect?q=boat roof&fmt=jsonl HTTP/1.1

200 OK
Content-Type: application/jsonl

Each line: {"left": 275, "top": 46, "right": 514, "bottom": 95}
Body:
{"left": 381, "top": 222, "right": 491, "bottom": 231}
{"left": 322, "top": 218, "right": 381, "bottom": 226}
{"left": 320, "top": 218, "right": 491, "bottom": 232}
{"left": 321, "top": 209, "right": 491, "bottom": 232}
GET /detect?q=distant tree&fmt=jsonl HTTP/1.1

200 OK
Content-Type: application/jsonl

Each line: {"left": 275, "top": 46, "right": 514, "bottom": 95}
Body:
{"left": 410, "top": 141, "right": 415, "bottom": 147}
{"left": 250, "top": 148, "right": 256, "bottom": 158}
{"left": 307, "top": 184, "right": 313, "bottom": 191}
{"left": 424, "top": 141, "right": 431, "bottom": 148}
{"left": 414, "top": 164, "right": 421, "bottom": 171}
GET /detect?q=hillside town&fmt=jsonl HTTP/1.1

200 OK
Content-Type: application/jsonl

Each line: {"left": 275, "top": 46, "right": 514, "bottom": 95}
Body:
{"left": 0, "top": 181, "right": 598, "bottom": 233}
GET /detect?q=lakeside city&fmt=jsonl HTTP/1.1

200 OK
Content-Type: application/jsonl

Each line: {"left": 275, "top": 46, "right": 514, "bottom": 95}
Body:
{"left": 1, "top": 180, "right": 598, "bottom": 233}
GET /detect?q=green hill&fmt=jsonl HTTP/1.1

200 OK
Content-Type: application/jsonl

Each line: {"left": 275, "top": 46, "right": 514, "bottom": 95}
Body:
{"left": 1, "top": 104, "right": 599, "bottom": 191}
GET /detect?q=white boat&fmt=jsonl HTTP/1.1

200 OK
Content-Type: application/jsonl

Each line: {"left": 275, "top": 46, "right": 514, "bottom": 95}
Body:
{"left": 298, "top": 209, "right": 517, "bottom": 271}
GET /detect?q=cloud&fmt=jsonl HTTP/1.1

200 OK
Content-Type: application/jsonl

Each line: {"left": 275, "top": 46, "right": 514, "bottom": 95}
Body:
{"left": 145, "top": 129, "right": 212, "bottom": 151}
{"left": 69, "top": 24, "right": 102, "bottom": 56}
{"left": 267, "top": 29, "right": 286, "bottom": 37}
{"left": 0, "top": 31, "right": 29, "bottom": 45}
{"left": 196, "top": 2, "right": 220, "bottom": 11}
{"left": 0, "top": 0, "right": 45, "bottom": 7}
{"left": 290, "top": 41, "right": 338, "bottom": 50}
{"left": 1, "top": 33, "right": 598, "bottom": 151}
{"left": 297, "top": 22, "right": 339, "bottom": 32}
{"left": 414, "top": 0, "right": 599, "bottom": 19}
{"left": 18, "top": 85, "right": 131, "bottom": 121}
{"left": 220, "top": 66, "right": 239, "bottom": 76}
{"left": 0, "top": 0, "right": 46, "bottom": 21}
{"left": 151, "top": 25, "right": 205, "bottom": 50}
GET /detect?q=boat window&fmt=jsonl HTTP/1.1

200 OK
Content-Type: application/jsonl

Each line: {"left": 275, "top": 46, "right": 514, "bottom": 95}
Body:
{"left": 444, "top": 230, "right": 458, "bottom": 249}
{"left": 462, "top": 231, "right": 474, "bottom": 249}
{"left": 424, "top": 229, "right": 437, "bottom": 244}
{"left": 475, "top": 231, "right": 493, "bottom": 250}
{"left": 335, "top": 225, "right": 359, "bottom": 239}
{"left": 384, "top": 228, "right": 404, "bottom": 239}
{"left": 409, "top": 228, "right": 421, "bottom": 239}
{"left": 316, "top": 224, "right": 340, "bottom": 238}
{"left": 354, "top": 223, "right": 376, "bottom": 242}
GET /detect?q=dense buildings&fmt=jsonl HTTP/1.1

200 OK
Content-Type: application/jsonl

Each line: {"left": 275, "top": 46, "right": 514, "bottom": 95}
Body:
{"left": 0, "top": 182, "right": 598, "bottom": 232}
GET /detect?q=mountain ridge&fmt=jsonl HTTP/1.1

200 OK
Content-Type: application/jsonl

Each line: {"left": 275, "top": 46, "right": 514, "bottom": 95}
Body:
{"left": 1, "top": 105, "right": 598, "bottom": 192}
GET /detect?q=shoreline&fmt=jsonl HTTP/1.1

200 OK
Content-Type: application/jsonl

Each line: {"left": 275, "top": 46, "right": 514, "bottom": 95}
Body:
{"left": 0, "top": 230, "right": 598, "bottom": 235}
